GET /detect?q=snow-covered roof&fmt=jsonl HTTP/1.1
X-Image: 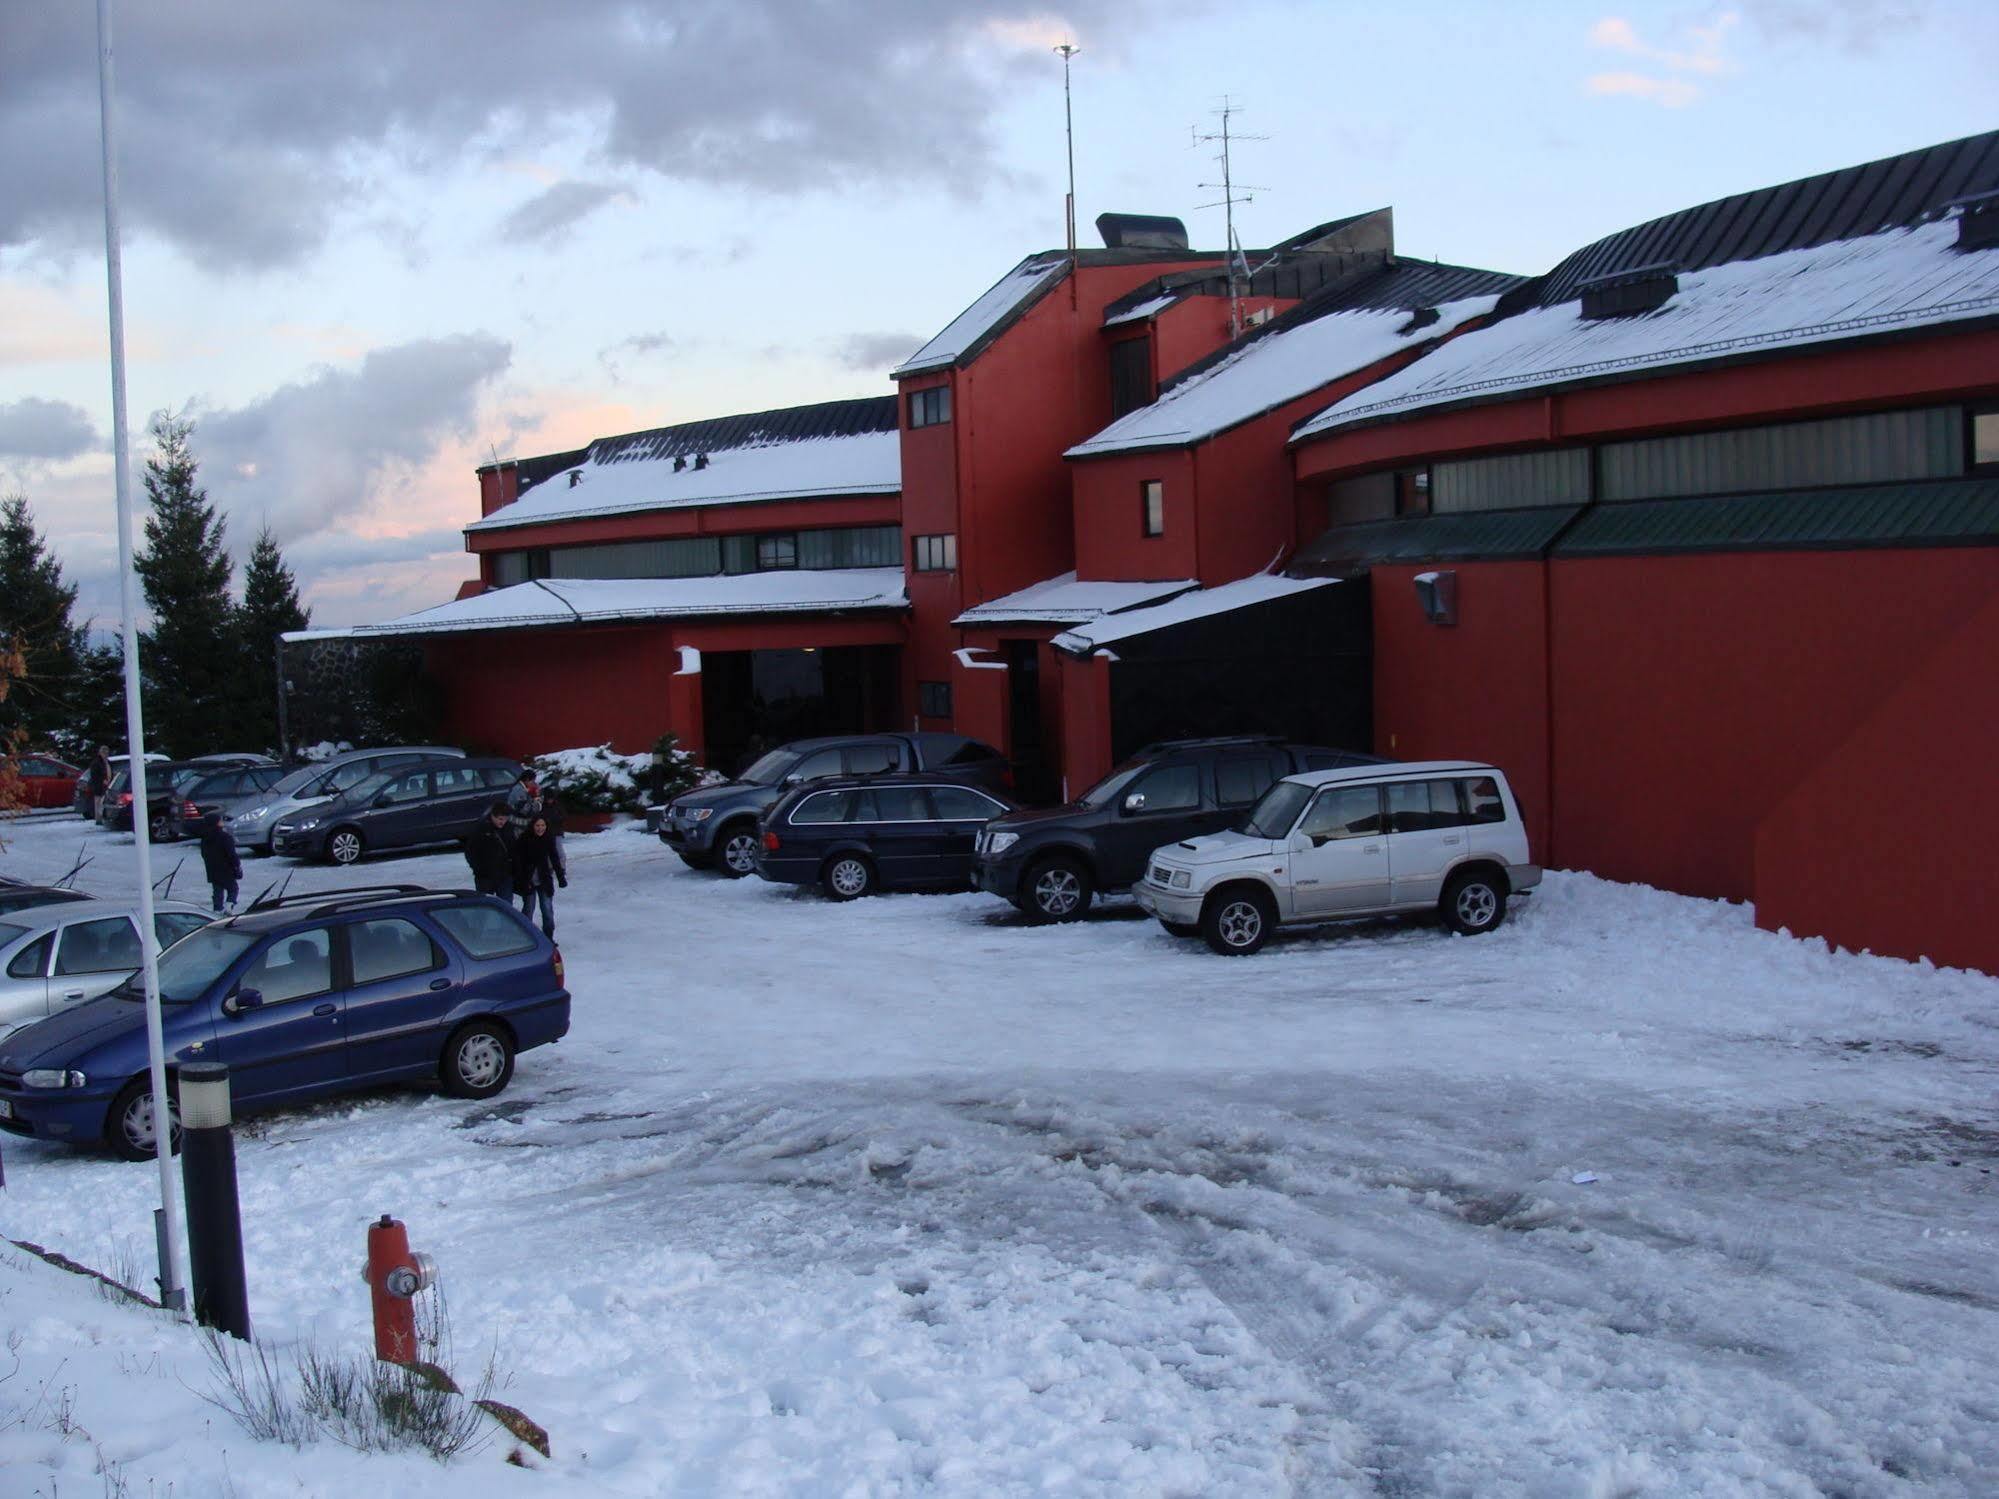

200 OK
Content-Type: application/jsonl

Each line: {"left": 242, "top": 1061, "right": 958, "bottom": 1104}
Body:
{"left": 469, "top": 429, "right": 899, "bottom": 534}
{"left": 1295, "top": 219, "right": 1999, "bottom": 441}
{"left": 1069, "top": 296, "right": 1499, "bottom": 458}
{"left": 285, "top": 570, "right": 907, "bottom": 640}
{"left": 1052, "top": 573, "right": 1343, "bottom": 655}
{"left": 892, "top": 254, "right": 1069, "bottom": 377}
{"left": 1102, "top": 291, "right": 1180, "bottom": 328}
{"left": 952, "top": 572, "right": 1198, "bottom": 627}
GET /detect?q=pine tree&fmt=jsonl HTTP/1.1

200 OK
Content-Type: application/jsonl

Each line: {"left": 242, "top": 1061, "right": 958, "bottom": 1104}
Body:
{"left": 135, "top": 413, "right": 235, "bottom": 757}
{"left": 69, "top": 638, "right": 131, "bottom": 762}
{"left": 235, "top": 525, "right": 310, "bottom": 753}
{"left": 0, "top": 493, "right": 88, "bottom": 752}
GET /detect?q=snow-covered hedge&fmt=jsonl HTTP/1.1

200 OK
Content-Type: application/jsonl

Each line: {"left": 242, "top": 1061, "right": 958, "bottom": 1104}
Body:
{"left": 526, "top": 736, "right": 714, "bottom": 813}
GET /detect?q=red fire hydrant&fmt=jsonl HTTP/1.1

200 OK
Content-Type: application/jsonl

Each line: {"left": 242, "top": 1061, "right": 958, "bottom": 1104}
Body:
{"left": 363, "top": 1214, "right": 436, "bottom": 1363}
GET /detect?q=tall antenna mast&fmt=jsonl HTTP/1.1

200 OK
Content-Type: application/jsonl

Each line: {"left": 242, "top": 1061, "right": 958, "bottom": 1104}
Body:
{"left": 1055, "top": 43, "right": 1081, "bottom": 293}
{"left": 1193, "top": 98, "right": 1269, "bottom": 339}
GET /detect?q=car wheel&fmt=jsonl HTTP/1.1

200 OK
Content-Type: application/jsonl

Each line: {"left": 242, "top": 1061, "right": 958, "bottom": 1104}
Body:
{"left": 149, "top": 811, "right": 174, "bottom": 842}
{"left": 715, "top": 823, "right": 760, "bottom": 879}
{"left": 326, "top": 827, "right": 366, "bottom": 866}
{"left": 1201, "top": 886, "right": 1274, "bottom": 956}
{"left": 822, "top": 854, "right": 877, "bottom": 901}
{"left": 1441, "top": 869, "right": 1507, "bottom": 935}
{"left": 107, "top": 1078, "right": 180, "bottom": 1162}
{"left": 1023, "top": 856, "right": 1092, "bottom": 923}
{"left": 441, "top": 1021, "right": 515, "bottom": 1099}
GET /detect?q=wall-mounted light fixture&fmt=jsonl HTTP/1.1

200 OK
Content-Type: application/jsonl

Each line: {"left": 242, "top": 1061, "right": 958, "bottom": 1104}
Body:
{"left": 1414, "top": 569, "right": 1458, "bottom": 626}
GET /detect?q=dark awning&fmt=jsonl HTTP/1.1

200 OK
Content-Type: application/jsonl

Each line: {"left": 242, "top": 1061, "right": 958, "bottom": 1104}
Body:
{"left": 1291, "top": 506, "right": 1584, "bottom": 574}
{"left": 1554, "top": 477, "right": 1999, "bottom": 557}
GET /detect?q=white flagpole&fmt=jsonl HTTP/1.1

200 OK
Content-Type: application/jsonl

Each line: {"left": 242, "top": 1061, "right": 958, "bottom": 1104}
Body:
{"left": 95, "top": 0, "right": 187, "bottom": 1316}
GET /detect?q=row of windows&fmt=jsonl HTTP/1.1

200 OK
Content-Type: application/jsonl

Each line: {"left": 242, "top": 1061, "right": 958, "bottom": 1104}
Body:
{"left": 1326, "top": 403, "right": 1997, "bottom": 524}
{"left": 491, "top": 525, "right": 903, "bottom": 586}
{"left": 790, "top": 783, "right": 1005, "bottom": 825}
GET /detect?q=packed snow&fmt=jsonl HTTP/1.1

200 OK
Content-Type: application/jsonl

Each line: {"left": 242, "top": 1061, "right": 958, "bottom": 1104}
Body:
{"left": 468, "top": 430, "right": 902, "bottom": 534}
{"left": 1296, "top": 219, "right": 1999, "bottom": 440}
{"left": 952, "top": 572, "right": 1198, "bottom": 627}
{"left": 1052, "top": 573, "right": 1344, "bottom": 654}
{"left": 1069, "top": 296, "right": 1499, "bottom": 457}
{"left": 1, "top": 814, "right": 1996, "bottom": 1496}
{"left": 893, "top": 254, "right": 1069, "bottom": 377}
{"left": 1102, "top": 290, "right": 1181, "bottom": 327}
{"left": 297, "top": 569, "right": 908, "bottom": 639}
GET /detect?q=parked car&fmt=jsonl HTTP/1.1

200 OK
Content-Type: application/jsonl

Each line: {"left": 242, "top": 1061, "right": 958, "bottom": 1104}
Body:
{"left": 1136, "top": 761, "right": 1541, "bottom": 955}
{"left": 168, "top": 762, "right": 290, "bottom": 838}
{"left": 186, "top": 752, "right": 279, "bottom": 767}
{"left": 970, "top": 736, "right": 1386, "bottom": 921}
{"left": 228, "top": 747, "right": 467, "bottom": 854}
{"left": 0, "top": 898, "right": 213, "bottom": 1038}
{"left": 6, "top": 754, "right": 80, "bottom": 809}
{"left": 0, "top": 886, "right": 93, "bottom": 919}
{"left": 651, "top": 733, "right": 1010, "bottom": 877}
{"left": 754, "top": 774, "right": 1018, "bottom": 899}
{"left": 271, "top": 758, "right": 520, "bottom": 865}
{"left": 0, "top": 885, "right": 570, "bottom": 1160}
{"left": 97, "top": 761, "right": 203, "bottom": 839}
{"left": 71, "top": 753, "right": 170, "bottom": 819}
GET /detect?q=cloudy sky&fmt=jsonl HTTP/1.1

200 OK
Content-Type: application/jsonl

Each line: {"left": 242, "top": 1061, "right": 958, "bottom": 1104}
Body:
{"left": 1, "top": 0, "right": 1992, "bottom": 627}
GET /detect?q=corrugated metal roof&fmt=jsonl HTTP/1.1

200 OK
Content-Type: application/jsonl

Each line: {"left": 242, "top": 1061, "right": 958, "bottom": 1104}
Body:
{"left": 1554, "top": 478, "right": 1999, "bottom": 556}
{"left": 1291, "top": 506, "right": 1585, "bottom": 572}
{"left": 1538, "top": 130, "right": 1999, "bottom": 305}
{"left": 590, "top": 397, "right": 898, "bottom": 466}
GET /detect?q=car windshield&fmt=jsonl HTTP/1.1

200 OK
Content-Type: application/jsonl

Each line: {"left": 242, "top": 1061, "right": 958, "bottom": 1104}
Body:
{"left": 111, "top": 928, "right": 257, "bottom": 1004}
{"left": 738, "top": 750, "right": 798, "bottom": 786}
{"left": 1076, "top": 762, "right": 1146, "bottom": 809}
{"left": 1240, "top": 780, "right": 1312, "bottom": 839}
{"left": 266, "top": 765, "right": 321, "bottom": 797}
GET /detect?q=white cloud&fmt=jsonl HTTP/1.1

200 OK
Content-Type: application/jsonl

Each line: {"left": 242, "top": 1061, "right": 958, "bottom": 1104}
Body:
{"left": 1584, "top": 10, "right": 1739, "bottom": 106}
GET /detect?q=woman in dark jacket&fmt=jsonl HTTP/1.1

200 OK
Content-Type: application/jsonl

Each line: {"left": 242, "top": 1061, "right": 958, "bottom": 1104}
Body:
{"left": 513, "top": 813, "right": 566, "bottom": 937}
{"left": 197, "top": 811, "right": 243, "bottom": 913}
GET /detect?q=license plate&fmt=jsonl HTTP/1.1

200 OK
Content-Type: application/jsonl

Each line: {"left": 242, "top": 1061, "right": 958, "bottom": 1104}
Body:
{"left": 0, "top": 1100, "right": 14, "bottom": 1120}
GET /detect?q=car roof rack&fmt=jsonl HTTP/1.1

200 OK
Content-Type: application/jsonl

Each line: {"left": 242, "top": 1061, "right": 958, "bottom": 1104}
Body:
{"left": 1133, "top": 734, "right": 1286, "bottom": 755}
{"left": 242, "top": 882, "right": 431, "bottom": 915}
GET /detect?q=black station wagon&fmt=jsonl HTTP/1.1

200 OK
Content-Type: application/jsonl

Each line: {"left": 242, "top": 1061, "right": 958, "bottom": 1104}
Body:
{"left": 754, "top": 775, "right": 1018, "bottom": 899}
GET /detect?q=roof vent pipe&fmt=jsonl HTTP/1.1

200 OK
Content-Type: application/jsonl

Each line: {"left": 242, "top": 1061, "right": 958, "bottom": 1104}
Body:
{"left": 1949, "top": 189, "right": 1999, "bottom": 251}
{"left": 567, "top": 469, "right": 583, "bottom": 487}
{"left": 694, "top": 453, "right": 709, "bottom": 470}
{"left": 673, "top": 454, "right": 686, "bottom": 472}
{"left": 1578, "top": 262, "right": 1679, "bottom": 320}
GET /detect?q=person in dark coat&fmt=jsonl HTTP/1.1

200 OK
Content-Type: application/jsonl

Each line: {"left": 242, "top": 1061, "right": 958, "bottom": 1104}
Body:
{"left": 197, "top": 810, "right": 242, "bottom": 913}
{"left": 86, "top": 746, "right": 111, "bottom": 819}
{"left": 463, "top": 800, "right": 516, "bottom": 898}
{"left": 512, "top": 812, "right": 566, "bottom": 937}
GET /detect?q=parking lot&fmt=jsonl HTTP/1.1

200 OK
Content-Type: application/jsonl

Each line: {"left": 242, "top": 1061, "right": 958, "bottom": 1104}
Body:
{"left": 2, "top": 812, "right": 1997, "bottom": 1496}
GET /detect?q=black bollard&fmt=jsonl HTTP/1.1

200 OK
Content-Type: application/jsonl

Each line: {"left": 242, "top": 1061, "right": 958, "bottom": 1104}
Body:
{"left": 178, "top": 1062, "right": 251, "bottom": 1340}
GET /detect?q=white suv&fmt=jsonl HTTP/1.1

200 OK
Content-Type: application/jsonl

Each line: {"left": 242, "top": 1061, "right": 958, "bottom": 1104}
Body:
{"left": 1135, "top": 761, "right": 1540, "bottom": 955}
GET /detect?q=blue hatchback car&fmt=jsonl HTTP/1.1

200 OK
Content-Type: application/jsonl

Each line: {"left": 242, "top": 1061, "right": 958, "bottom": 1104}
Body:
{"left": 0, "top": 886, "right": 570, "bottom": 1160}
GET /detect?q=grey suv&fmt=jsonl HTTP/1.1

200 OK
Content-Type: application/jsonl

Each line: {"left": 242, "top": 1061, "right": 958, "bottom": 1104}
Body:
{"left": 651, "top": 733, "right": 1009, "bottom": 876}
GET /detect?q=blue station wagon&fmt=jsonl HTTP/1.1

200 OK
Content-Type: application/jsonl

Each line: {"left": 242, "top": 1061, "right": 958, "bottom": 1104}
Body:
{"left": 0, "top": 886, "right": 570, "bottom": 1160}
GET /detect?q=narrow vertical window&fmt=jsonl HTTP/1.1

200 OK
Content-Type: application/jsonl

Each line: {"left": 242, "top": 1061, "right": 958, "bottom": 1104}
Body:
{"left": 1140, "top": 480, "right": 1165, "bottom": 537}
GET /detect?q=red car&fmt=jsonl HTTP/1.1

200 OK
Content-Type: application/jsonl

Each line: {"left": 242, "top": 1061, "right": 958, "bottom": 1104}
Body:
{"left": 8, "top": 754, "right": 80, "bottom": 810}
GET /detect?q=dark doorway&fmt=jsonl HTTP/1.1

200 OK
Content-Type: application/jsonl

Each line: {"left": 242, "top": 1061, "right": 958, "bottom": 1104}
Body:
{"left": 701, "top": 645, "right": 900, "bottom": 776}
{"left": 1002, "top": 638, "right": 1055, "bottom": 804}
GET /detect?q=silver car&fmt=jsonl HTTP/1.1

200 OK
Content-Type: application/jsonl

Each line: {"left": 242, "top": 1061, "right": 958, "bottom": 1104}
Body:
{"left": 0, "top": 899, "right": 213, "bottom": 1037}
{"left": 226, "top": 746, "right": 465, "bottom": 853}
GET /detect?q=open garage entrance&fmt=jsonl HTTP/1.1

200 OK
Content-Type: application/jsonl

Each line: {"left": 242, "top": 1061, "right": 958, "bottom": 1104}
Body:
{"left": 701, "top": 646, "right": 901, "bottom": 776}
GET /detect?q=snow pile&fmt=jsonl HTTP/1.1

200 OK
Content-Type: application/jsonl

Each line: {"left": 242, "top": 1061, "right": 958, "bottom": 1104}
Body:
{"left": 297, "top": 740, "right": 354, "bottom": 763}
{"left": 1297, "top": 218, "right": 1999, "bottom": 438}
{"left": 530, "top": 740, "right": 718, "bottom": 813}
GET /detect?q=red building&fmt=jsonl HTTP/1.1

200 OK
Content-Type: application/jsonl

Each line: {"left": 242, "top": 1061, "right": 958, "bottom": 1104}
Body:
{"left": 305, "top": 132, "right": 1999, "bottom": 971}
{"left": 1288, "top": 131, "right": 1999, "bottom": 973}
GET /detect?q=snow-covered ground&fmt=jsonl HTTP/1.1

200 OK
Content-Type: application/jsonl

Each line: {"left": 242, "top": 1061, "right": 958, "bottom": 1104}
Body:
{"left": 1, "top": 814, "right": 1995, "bottom": 1496}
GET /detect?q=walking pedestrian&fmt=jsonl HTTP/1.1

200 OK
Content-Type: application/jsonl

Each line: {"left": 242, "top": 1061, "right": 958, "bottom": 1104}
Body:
{"left": 463, "top": 800, "right": 516, "bottom": 898}
{"left": 86, "top": 745, "right": 111, "bottom": 819}
{"left": 197, "top": 811, "right": 242, "bottom": 914}
{"left": 507, "top": 769, "right": 544, "bottom": 837}
{"left": 513, "top": 812, "right": 566, "bottom": 937}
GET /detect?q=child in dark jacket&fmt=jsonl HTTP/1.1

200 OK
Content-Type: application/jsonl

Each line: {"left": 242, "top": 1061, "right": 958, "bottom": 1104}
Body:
{"left": 513, "top": 813, "right": 566, "bottom": 937}
{"left": 197, "top": 811, "right": 242, "bottom": 913}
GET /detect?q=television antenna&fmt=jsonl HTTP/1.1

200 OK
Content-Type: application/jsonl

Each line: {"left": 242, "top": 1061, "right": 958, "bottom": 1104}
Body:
{"left": 1055, "top": 43, "right": 1081, "bottom": 293}
{"left": 1193, "top": 98, "right": 1269, "bottom": 339}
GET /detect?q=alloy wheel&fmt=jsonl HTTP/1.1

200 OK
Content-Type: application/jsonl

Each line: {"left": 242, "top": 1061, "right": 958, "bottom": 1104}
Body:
{"left": 1455, "top": 882, "right": 1499, "bottom": 929}
{"left": 1033, "top": 867, "right": 1082, "bottom": 917}
{"left": 721, "top": 831, "right": 759, "bottom": 875}
{"left": 329, "top": 830, "right": 363, "bottom": 865}
{"left": 829, "top": 858, "right": 870, "bottom": 897}
{"left": 1217, "top": 899, "right": 1264, "bottom": 949}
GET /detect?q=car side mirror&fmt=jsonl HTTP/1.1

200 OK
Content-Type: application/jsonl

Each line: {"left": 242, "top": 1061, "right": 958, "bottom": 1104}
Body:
{"left": 1121, "top": 792, "right": 1147, "bottom": 815}
{"left": 224, "top": 987, "right": 264, "bottom": 1018}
